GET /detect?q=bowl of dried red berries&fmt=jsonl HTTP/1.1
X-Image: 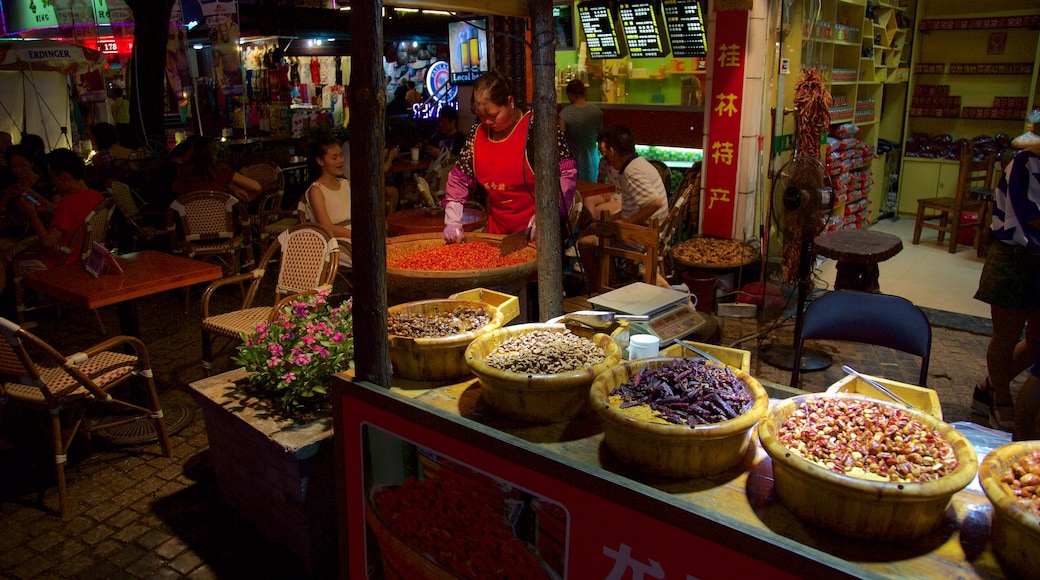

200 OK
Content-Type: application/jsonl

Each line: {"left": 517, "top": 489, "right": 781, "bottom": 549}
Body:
{"left": 589, "top": 357, "right": 768, "bottom": 479}
{"left": 759, "top": 393, "right": 978, "bottom": 541}
{"left": 387, "top": 299, "right": 506, "bottom": 381}
{"left": 978, "top": 441, "right": 1040, "bottom": 578}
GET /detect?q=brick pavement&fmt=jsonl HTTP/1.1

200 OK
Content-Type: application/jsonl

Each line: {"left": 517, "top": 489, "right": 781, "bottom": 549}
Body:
{"left": 0, "top": 282, "right": 999, "bottom": 579}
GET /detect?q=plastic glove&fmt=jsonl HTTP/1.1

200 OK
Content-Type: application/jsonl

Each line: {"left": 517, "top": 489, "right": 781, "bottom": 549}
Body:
{"left": 526, "top": 214, "right": 537, "bottom": 241}
{"left": 443, "top": 201, "right": 466, "bottom": 243}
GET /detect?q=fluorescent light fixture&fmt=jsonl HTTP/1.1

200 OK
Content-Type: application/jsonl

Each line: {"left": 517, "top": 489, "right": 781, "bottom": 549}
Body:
{"left": 423, "top": 10, "right": 452, "bottom": 16}
{"left": 192, "top": 43, "right": 204, "bottom": 50}
{"left": 339, "top": 6, "right": 350, "bottom": 10}
{"left": 395, "top": 8, "right": 419, "bottom": 13}
{"left": 186, "top": 20, "right": 198, "bottom": 30}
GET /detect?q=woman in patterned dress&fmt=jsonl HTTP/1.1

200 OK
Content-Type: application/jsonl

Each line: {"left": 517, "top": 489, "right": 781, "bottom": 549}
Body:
{"left": 559, "top": 79, "right": 603, "bottom": 182}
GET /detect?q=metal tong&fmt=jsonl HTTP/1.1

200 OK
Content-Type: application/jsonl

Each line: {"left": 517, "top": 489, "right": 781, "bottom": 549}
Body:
{"left": 678, "top": 340, "right": 724, "bottom": 365}
{"left": 841, "top": 365, "right": 914, "bottom": 408}
{"left": 563, "top": 310, "right": 649, "bottom": 330}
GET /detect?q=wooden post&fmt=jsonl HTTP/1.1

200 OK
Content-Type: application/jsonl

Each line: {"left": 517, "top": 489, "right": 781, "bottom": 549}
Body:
{"left": 529, "top": 0, "right": 564, "bottom": 321}
{"left": 350, "top": 0, "right": 392, "bottom": 387}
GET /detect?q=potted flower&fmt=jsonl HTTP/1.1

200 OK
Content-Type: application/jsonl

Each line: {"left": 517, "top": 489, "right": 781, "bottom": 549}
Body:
{"left": 233, "top": 288, "right": 354, "bottom": 421}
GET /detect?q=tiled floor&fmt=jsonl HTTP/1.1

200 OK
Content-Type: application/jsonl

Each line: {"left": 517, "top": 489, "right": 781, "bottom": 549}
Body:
{"left": 816, "top": 217, "right": 990, "bottom": 319}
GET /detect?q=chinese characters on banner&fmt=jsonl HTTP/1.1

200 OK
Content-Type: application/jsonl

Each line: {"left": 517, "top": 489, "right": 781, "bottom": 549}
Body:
{"left": 701, "top": 10, "right": 749, "bottom": 238}
{"left": 201, "top": 0, "right": 243, "bottom": 95}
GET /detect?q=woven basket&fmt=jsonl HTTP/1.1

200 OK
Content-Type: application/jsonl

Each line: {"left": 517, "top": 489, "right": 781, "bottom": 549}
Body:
{"left": 465, "top": 323, "right": 622, "bottom": 423}
{"left": 386, "top": 233, "right": 537, "bottom": 305}
{"left": 589, "top": 357, "right": 768, "bottom": 478}
{"left": 387, "top": 299, "right": 504, "bottom": 381}
{"left": 759, "top": 393, "right": 978, "bottom": 541}
{"left": 978, "top": 441, "right": 1040, "bottom": 578}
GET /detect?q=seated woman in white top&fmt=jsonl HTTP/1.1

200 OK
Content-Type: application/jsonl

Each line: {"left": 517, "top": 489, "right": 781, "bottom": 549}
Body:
{"left": 301, "top": 138, "right": 351, "bottom": 267}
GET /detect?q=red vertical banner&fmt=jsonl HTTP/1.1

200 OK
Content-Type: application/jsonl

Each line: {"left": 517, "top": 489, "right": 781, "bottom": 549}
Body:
{"left": 701, "top": 9, "right": 749, "bottom": 239}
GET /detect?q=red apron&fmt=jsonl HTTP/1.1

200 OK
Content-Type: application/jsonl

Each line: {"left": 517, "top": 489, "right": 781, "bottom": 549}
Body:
{"left": 473, "top": 111, "right": 536, "bottom": 234}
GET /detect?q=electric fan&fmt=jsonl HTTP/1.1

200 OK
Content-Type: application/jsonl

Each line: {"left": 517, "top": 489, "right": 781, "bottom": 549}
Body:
{"left": 759, "top": 155, "right": 835, "bottom": 373}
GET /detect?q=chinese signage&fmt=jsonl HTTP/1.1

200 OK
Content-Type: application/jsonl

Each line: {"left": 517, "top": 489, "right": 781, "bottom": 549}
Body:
{"left": 618, "top": 1, "right": 668, "bottom": 58}
{"left": 577, "top": 1, "right": 625, "bottom": 59}
{"left": 702, "top": 9, "right": 749, "bottom": 238}
{"left": 662, "top": 0, "right": 707, "bottom": 58}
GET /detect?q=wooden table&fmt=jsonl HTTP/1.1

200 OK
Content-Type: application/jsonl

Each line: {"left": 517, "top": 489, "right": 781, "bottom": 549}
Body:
{"left": 21, "top": 250, "right": 222, "bottom": 336}
{"left": 814, "top": 229, "right": 902, "bottom": 293}
{"left": 387, "top": 158, "right": 432, "bottom": 175}
{"left": 576, "top": 179, "right": 615, "bottom": 201}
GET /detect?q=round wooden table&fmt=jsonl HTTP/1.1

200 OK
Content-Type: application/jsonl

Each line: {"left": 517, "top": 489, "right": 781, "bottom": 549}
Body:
{"left": 386, "top": 206, "right": 487, "bottom": 236}
{"left": 814, "top": 229, "right": 902, "bottom": 293}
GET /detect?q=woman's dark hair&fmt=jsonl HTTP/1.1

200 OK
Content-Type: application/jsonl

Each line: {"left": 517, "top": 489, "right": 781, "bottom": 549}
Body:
{"left": 92, "top": 122, "right": 119, "bottom": 150}
{"left": 177, "top": 137, "right": 219, "bottom": 182}
{"left": 169, "top": 135, "right": 198, "bottom": 160}
{"left": 471, "top": 70, "right": 517, "bottom": 114}
{"left": 307, "top": 137, "right": 341, "bottom": 181}
{"left": 566, "top": 79, "right": 586, "bottom": 97}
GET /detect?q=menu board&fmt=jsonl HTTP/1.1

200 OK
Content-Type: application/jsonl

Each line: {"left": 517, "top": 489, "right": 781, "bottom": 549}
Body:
{"left": 618, "top": 1, "right": 669, "bottom": 58}
{"left": 663, "top": 0, "right": 708, "bottom": 57}
{"left": 578, "top": 1, "right": 626, "bottom": 59}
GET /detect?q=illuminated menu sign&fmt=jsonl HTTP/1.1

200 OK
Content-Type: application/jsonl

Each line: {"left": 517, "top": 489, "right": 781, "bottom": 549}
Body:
{"left": 578, "top": 1, "right": 626, "bottom": 59}
{"left": 663, "top": 0, "right": 708, "bottom": 57}
{"left": 618, "top": 1, "right": 669, "bottom": 58}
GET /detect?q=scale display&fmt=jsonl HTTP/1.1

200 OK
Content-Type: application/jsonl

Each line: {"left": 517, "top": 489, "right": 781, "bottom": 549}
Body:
{"left": 577, "top": 1, "right": 626, "bottom": 59}
{"left": 618, "top": 1, "right": 669, "bottom": 58}
{"left": 662, "top": 0, "right": 708, "bottom": 57}
{"left": 588, "top": 282, "right": 705, "bottom": 345}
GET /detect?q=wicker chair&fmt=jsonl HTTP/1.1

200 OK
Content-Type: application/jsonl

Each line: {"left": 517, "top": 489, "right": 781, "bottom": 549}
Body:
{"left": 0, "top": 317, "right": 172, "bottom": 517}
{"left": 199, "top": 223, "right": 339, "bottom": 376}
{"left": 166, "top": 190, "right": 253, "bottom": 275}
{"left": 107, "top": 180, "right": 167, "bottom": 252}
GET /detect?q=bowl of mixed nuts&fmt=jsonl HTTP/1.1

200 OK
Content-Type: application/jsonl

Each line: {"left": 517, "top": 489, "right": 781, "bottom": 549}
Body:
{"left": 978, "top": 441, "right": 1040, "bottom": 578}
{"left": 465, "top": 323, "right": 621, "bottom": 423}
{"left": 387, "top": 299, "right": 505, "bottom": 381}
{"left": 758, "top": 393, "right": 978, "bottom": 541}
{"left": 589, "top": 357, "right": 768, "bottom": 479}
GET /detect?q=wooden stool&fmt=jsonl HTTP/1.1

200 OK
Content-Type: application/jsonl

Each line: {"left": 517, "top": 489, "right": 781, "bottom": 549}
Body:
{"left": 815, "top": 230, "right": 902, "bottom": 293}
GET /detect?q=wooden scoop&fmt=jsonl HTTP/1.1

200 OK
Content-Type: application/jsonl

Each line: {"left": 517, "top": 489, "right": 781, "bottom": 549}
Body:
{"left": 563, "top": 310, "right": 649, "bottom": 330}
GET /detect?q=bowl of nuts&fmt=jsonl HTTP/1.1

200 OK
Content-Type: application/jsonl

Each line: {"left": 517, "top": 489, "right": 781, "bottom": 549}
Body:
{"left": 589, "top": 357, "right": 768, "bottom": 479}
{"left": 759, "top": 394, "right": 978, "bottom": 541}
{"left": 387, "top": 299, "right": 505, "bottom": 381}
{"left": 978, "top": 441, "right": 1040, "bottom": 578}
{"left": 465, "top": 323, "right": 621, "bottom": 423}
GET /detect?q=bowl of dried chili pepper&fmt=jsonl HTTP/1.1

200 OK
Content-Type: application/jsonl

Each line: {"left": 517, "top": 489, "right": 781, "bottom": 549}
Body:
{"left": 978, "top": 441, "right": 1040, "bottom": 578}
{"left": 759, "top": 393, "right": 978, "bottom": 541}
{"left": 387, "top": 299, "right": 505, "bottom": 381}
{"left": 465, "top": 323, "right": 622, "bottom": 423}
{"left": 589, "top": 357, "right": 768, "bottom": 479}
{"left": 386, "top": 233, "right": 537, "bottom": 305}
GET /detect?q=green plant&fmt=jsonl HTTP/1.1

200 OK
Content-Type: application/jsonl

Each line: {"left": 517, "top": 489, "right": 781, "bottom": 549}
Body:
{"left": 233, "top": 289, "right": 354, "bottom": 419}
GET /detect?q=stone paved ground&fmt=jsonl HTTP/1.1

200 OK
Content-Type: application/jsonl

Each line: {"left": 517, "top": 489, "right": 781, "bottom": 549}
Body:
{"left": 0, "top": 279, "right": 1002, "bottom": 579}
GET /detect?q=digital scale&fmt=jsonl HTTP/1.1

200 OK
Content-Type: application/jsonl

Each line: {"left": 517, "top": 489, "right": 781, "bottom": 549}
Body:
{"left": 588, "top": 282, "right": 706, "bottom": 344}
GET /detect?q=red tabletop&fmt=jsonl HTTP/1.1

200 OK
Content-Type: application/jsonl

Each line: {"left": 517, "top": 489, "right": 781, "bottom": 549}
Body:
{"left": 22, "top": 250, "right": 223, "bottom": 310}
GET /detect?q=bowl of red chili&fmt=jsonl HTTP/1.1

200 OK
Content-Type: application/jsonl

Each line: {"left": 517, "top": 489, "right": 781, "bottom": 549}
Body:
{"left": 759, "top": 393, "right": 978, "bottom": 541}
{"left": 589, "top": 357, "right": 768, "bottom": 479}
{"left": 387, "top": 298, "right": 505, "bottom": 381}
{"left": 978, "top": 441, "right": 1040, "bottom": 578}
{"left": 386, "top": 233, "right": 537, "bottom": 304}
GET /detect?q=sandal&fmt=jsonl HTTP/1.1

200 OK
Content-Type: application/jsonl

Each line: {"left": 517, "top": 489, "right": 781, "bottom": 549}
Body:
{"left": 971, "top": 378, "right": 992, "bottom": 416}
{"left": 989, "top": 401, "right": 1015, "bottom": 431}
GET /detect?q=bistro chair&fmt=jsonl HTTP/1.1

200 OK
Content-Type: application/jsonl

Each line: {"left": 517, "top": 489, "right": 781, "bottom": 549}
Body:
{"left": 107, "top": 180, "right": 167, "bottom": 252}
{"left": 13, "top": 197, "right": 116, "bottom": 331}
{"left": 199, "top": 223, "right": 339, "bottom": 376}
{"left": 0, "top": 317, "right": 172, "bottom": 518}
{"left": 648, "top": 159, "right": 673, "bottom": 197}
{"left": 790, "top": 290, "right": 932, "bottom": 390}
{"left": 583, "top": 216, "right": 661, "bottom": 291}
{"left": 297, "top": 197, "right": 353, "bottom": 292}
{"left": 166, "top": 190, "right": 253, "bottom": 276}
{"left": 912, "top": 144, "right": 997, "bottom": 254}
{"left": 658, "top": 173, "right": 698, "bottom": 283}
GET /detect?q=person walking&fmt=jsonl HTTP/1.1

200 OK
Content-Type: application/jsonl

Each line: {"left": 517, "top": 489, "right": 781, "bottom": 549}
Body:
{"left": 111, "top": 87, "right": 132, "bottom": 146}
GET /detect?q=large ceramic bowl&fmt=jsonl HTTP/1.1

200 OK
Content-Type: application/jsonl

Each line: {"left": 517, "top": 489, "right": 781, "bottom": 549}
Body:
{"left": 386, "top": 233, "right": 537, "bottom": 304}
{"left": 759, "top": 393, "right": 978, "bottom": 541}
{"left": 465, "top": 323, "right": 621, "bottom": 423}
{"left": 589, "top": 357, "right": 768, "bottom": 478}
{"left": 978, "top": 441, "right": 1040, "bottom": 578}
{"left": 387, "top": 299, "right": 505, "bottom": 381}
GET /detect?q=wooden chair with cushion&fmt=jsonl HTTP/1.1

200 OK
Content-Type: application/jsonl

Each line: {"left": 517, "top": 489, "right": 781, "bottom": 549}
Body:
{"left": 790, "top": 290, "right": 932, "bottom": 390}
{"left": 912, "top": 144, "right": 997, "bottom": 253}
{"left": 583, "top": 217, "right": 661, "bottom": 291}
{"left": 199, "top": 223, "right": 339, "bottom": 376}
{"left": 0, "top": 317, "right": 172, "bottom": 517}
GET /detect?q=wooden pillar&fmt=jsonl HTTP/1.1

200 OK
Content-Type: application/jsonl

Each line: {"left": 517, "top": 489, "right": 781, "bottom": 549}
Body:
{"left": 529, "top": 0, "right": 564, "bottom": 321}
{"left": 349, "top": 0, "right": 391, "bottom": 387}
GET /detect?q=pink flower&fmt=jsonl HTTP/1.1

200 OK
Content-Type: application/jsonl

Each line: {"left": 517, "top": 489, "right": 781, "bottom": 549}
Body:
{"left": 267, "top": 356, "right": 282, "bottom": 367}
{"left": 294, "top": 353, "right": 311, "bottom": 366}
{"left": 267, "top": 344, "right": 283, "bottom": 356}
{"left": 282, "top": 372, "right": 296, "bottom": 383}
{"left": 332, "top": 332, "right": 344, "bottom": 343}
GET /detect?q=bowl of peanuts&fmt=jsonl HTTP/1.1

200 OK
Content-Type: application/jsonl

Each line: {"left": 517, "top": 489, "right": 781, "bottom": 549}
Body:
{"left": 978, "top": 441, "right": 1040, "bottom": 578}
{"left": 465, "top": 323, "right": 622, "bottom": 423}
{"left": 758, "top": 393, "right": 978, "bottom": 541}
{"left": 387, "top": 299, "right": 507, "bottom": 381}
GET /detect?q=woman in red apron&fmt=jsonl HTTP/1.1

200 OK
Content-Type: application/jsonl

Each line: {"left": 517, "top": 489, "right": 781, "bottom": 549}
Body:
{"left": 442, "top": 71, "right": 577, "bottom": 242}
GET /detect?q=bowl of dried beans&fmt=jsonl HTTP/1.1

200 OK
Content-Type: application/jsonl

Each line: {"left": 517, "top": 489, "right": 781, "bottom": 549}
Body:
{"left": 386, "top": 233, "right": 537, "bottom": 304}
{"left": 978, "top": 441, "right": 1040, "bottom": 578}
{"left": 758, "top": 394, "right": 978, "bottom": 541}
{"left": 465, "top": 323, "right": 621, "bottom": 423}
{"left": 589, "top": 357, "right": 768, "bottom": 479}
{"left": 387, "top": 299, "right": 505, "bottom": 381}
